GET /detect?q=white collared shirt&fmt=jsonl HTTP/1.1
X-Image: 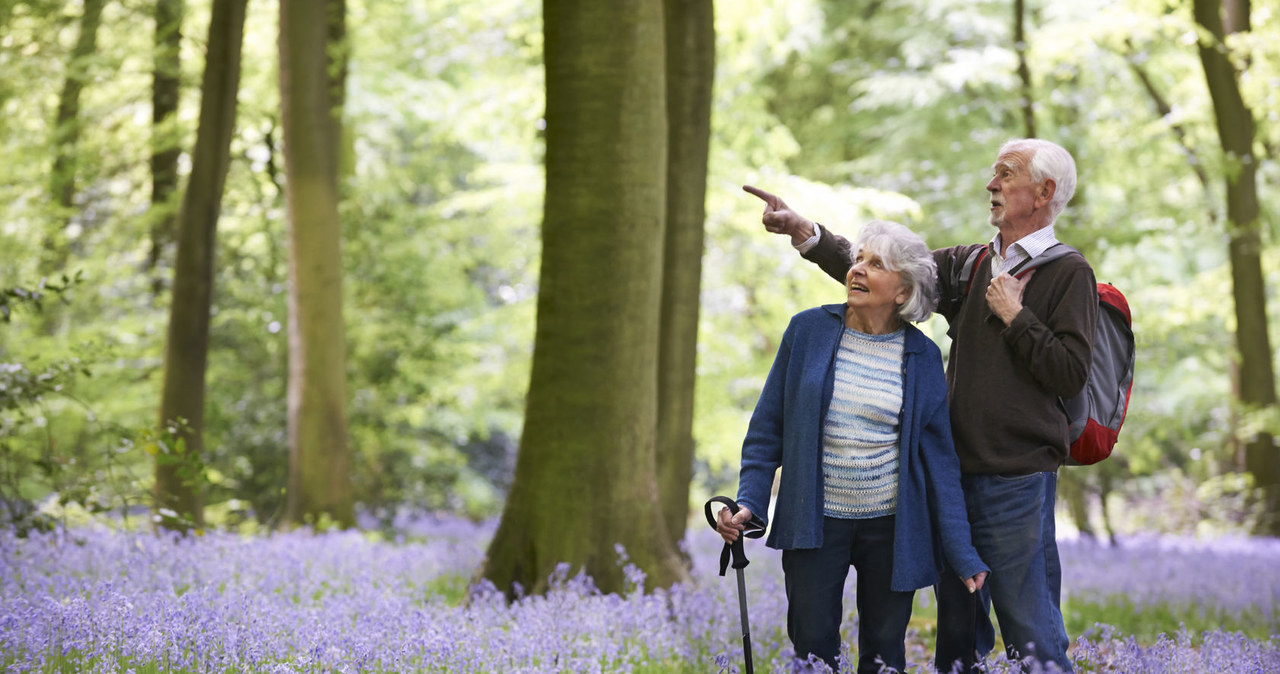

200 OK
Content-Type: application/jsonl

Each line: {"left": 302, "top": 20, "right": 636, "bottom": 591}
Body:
{"left": 988, "top": 225, "right": 1058, "bottom": 276}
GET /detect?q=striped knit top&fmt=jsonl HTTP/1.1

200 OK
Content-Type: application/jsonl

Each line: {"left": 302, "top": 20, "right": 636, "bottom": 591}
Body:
{"left": 822, "top": 325, "right": 904, "bottom": 519}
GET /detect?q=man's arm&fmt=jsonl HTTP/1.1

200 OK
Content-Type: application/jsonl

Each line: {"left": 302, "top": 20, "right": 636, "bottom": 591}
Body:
{"left": 1002, "top": 260, "right": 1098, "bottom": 398}
{"left": 799, "top": 223, "right": 855, "bottom": 285}
{"left": 743, "top": 185, "right": 851, "bottom": 284}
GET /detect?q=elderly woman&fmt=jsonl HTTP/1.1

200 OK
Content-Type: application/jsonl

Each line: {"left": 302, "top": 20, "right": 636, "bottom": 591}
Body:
{"left": 717, "top": 220, "right": 988, "bottom": 673}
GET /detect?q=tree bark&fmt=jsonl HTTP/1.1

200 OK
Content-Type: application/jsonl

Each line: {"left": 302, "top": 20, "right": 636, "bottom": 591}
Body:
{"left": 481, "top": 0, "right": 685, "bottom": 596}
{"left": 146, "top": 0, "right": 185, "bottom": 295}
{"left": 656, "top": 0, "right": 715, "bottom": 557}
{"left": 1193, "top": 0, "right": 1280, "bottom": 536}
{"left": 43, "top": 0, "right": 106, "bottom": 278}
{"left": 155, "top": 0, "right": 248, "bottom": 531}
{"left": 1014, "top": 0, "right": 1036, "bottom": 138}
{"left": 280, "top": 0, "right": 354, "bottom": 528}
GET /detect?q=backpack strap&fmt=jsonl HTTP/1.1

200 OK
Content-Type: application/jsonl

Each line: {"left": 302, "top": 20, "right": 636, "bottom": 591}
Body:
{"left": 956, "top": 246, "right": 989, "bottom": 297}
{"left": 1006, "top": 242, "right": 1079, "bottom": 278}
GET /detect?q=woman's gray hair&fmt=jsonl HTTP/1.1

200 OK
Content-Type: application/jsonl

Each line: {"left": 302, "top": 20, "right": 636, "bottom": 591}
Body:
{"left": 999, "top": 138, "right": 1077, "bottom": 224}
{"left": 852, "top": 220, "right": 938, "bottom": 323}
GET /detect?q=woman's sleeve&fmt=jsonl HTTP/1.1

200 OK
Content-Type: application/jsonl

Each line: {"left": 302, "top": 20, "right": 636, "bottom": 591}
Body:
{"left": 919, "top": 390, "right": 988, "bottom": 580}
{"left": 736, "top": 319, "right": 796, "bottom": 528}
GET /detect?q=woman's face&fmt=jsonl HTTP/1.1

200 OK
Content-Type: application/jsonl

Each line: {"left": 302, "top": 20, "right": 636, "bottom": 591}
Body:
{"left": 845, "top": 246, "right": 909, "bottom": 319}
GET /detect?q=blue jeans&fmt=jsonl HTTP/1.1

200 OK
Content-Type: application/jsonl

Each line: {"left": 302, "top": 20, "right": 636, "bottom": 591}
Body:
{"left": 782, "top": 515, "right": 915, "bottom": 673}
{"left": 934, "top": 472, "right": 1072, "bottom": 673}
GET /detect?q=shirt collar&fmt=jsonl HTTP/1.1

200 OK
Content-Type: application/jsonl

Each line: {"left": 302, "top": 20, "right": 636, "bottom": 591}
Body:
{"left": 988, "top": 225, "right": 1059, "bottom": 260}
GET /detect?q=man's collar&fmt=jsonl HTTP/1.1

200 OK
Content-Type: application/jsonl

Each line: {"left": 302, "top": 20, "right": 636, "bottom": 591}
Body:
{"left": 989, "top": 225, "right": 1058, "bottom": 259}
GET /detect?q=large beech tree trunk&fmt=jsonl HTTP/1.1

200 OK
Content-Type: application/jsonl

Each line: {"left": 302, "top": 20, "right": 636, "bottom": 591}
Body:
{"left": 481, "top": 0, "right": 685, "bottom": 596}
{"left": 279, "top": 0, "right": 354, "bottom": 528}
{"left": 656, "top": 0, "right": 715, "bottom": 555}
{"left": 154, "top": 0, "right": 247, "bottom": 530}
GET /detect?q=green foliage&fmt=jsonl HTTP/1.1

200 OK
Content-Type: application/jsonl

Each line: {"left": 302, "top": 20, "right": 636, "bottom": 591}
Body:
{"left": 0, "top": 0, "right": 1278, "bottom": 532}
{"left": 0, "top": 275, "right": 156, "bottom": 533}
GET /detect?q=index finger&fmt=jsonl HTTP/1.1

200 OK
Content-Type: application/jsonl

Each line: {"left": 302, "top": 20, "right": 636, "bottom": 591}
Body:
{"left": 742, "top": 184, "right": 779, "bottom": 209}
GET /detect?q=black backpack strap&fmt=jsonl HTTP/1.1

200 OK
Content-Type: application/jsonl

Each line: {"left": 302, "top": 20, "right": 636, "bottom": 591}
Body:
{"left": 1006, "top": 242, "right": 1079, "bottom": 278}
{"left": 704, "top": 496, "right": 765, "bottom": 577}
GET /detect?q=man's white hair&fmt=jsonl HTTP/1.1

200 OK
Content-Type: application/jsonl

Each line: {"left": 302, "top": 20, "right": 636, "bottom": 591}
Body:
{"left": 999, "top": 138, "right": 1077, "bottom": 224}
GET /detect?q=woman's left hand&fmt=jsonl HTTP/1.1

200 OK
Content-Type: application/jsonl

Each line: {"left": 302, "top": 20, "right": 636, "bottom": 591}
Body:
{"left": 963, "top": 571, "right": 989, "bottom": 594}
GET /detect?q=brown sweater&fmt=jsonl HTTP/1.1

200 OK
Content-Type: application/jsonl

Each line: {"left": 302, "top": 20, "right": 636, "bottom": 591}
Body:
{"left": 804, "top": 231, "right": 1098, "bottom": 474}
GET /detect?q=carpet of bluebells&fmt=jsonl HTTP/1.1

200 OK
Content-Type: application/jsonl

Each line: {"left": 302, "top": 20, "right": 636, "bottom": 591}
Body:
{"left": 2, "top": 515, "right": 1279, "bottom": 673}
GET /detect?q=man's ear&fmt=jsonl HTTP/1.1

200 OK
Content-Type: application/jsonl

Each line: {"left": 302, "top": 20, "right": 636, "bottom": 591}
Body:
{"left": 1037, "top": 179, "right": 1057, "bottom": 207}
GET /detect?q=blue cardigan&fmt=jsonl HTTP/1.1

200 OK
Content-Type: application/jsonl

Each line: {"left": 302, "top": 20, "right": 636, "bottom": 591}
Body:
{"left": 737, "top": 304, "right": 988, "bottom": 591}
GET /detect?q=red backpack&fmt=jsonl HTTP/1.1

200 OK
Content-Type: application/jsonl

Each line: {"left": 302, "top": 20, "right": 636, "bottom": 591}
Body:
{"left": 953, "top": 244, "right": 1134, "bottom": 465}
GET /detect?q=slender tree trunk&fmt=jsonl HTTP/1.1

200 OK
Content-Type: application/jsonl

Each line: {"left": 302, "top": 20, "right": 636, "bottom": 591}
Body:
{"left": 481, "top": 0, "right": 685, "bottom": 596}
{"left": 155, "top": 0, "right": 248, "bottom": 531}
{"left": 43, "top": 0, "right": 106, "bottom": 278}
{"left": 1193, "top": 0, "right": 1280, "bottom": 536}
{"left": 1014, "top": 0, "right": 1035, "bottom": 138}
{"left": 656, "top": 0, "right": 715, "bottom": 556}
{"left": 280, "top": 0, "right": 354, "bottom": 528}
{"left": 147, "top": 0, "right": 185, "bottom": 296}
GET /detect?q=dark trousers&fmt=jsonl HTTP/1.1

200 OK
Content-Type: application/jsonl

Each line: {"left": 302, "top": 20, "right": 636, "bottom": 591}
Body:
{"left": 934, "top": 472, "right": 1072, "bottom": 673}
{"left": 782, "top": 515, "right": 915, "bottom": 673}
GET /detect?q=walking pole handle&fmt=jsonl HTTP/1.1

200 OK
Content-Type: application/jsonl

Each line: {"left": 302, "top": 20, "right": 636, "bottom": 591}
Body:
{"left": 706, "top": 496, "right": 762, "bottom": 674}
{"left": 704, "top": 496, "right": 764, "bottom": 577}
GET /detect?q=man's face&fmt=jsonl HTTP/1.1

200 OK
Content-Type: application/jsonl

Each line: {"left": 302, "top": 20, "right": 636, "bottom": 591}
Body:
{"left": 986, "top": 149, "right": 1041, "bottom": 230}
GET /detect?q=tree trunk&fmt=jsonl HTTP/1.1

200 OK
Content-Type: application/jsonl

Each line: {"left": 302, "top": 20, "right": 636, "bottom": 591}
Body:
{"left": 43, "top": 0, "right": 106, "bottom": 279}
{"left": 146, "top": 0, "right": 184, "bottom": 295}
{"left": 155, "top": 0, "right": 248, "bottom": 531}
{"left": 656, "top": 0, "right": 715, "bottom": 557}
{"left": 1193, "top": 0, "right": 1280, "bottom": 536}
{"left": 280, "top": 0, "right": 354, "bottom": 528}
{"left": 1014, "top": 0, "right": 1035, "bottom": 138}
{"left": 481, "top": 0, "right": 685, "bottom": 597}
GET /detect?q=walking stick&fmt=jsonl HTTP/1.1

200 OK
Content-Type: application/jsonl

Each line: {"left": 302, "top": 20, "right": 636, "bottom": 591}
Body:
{"left": 705, "top": 496, "right": 765, "bottom": 674}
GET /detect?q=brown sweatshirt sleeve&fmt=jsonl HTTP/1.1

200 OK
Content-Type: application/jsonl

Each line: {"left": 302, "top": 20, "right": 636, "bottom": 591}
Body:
{"left": 799, "top": 224, "right": 854, "bottom": 285}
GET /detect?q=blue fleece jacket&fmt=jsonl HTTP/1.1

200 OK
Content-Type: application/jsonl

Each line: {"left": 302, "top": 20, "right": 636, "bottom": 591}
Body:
{"left": 736, "top": 304, "right": 988, "bottom": 591}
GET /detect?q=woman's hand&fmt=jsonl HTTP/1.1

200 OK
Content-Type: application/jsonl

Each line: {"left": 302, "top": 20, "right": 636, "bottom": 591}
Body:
{"left": 964, "top": 570, "right": 989, "bottom": 594}
{"left": 715, "top": 503, "right": 755, "bottom": 544}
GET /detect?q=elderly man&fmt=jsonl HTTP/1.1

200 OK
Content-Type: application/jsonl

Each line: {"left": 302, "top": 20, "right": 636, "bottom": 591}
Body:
{"left": 747, "top": 138, "right": 1096, "bottom": 672}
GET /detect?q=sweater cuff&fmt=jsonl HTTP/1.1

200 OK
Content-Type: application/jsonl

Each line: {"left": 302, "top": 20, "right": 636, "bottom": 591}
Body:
{"left": 1002, "top": 306, "right": 1036, "bottom": 341}
{"left": 953, "top": 556, "right": 990, "bottom": 583}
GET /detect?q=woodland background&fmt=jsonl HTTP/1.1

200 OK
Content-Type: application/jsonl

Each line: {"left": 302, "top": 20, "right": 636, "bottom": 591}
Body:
{"left": 2, "top": 0, "right": 1279, "bottom": 596}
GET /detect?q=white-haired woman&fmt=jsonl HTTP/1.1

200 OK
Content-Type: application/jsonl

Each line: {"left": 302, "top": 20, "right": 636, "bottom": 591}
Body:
{"left": 717, "top": 220, "right": 988, "bottom": 673}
